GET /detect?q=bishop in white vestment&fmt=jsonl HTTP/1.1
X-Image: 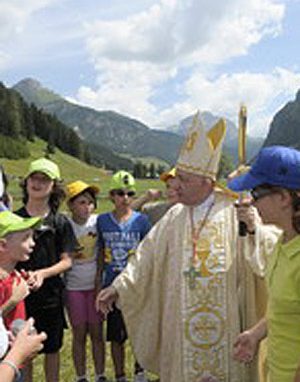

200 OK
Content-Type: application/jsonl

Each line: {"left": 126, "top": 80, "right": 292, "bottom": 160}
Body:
{"left": 96, "top": 113, "right": 277, "bottom": 382}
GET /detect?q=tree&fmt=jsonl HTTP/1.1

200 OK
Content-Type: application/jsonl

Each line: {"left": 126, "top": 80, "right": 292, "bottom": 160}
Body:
{"left": 217, "top": 151, "right": 235, "bottom": 180}
{"left": 149, "top": 162, "right": 156, "bottom": 178}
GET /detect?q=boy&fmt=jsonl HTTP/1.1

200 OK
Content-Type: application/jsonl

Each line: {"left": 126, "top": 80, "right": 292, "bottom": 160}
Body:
{"left": 96, "top": 171, "right": 151, "bottom": 382}
{"left": 0, "top": 211, "right": 40, "bottom": 330}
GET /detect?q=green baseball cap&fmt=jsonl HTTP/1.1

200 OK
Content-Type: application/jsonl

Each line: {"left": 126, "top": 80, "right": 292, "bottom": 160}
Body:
{"left": 26, "top": 158, "right": 61, "bottom": 180}
{"left": 0, "top": 211, "right": 41, "bottom": 238}
{"left": 109, "top": 171, "right": 136, "bottom": 191}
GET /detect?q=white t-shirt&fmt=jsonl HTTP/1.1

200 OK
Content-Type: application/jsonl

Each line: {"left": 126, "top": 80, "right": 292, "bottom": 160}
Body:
{"left": 0, "top": 313, "right": 9, "bottom": 358}
{"left": 65, "top": 214, "right": 99, "bottom": 291}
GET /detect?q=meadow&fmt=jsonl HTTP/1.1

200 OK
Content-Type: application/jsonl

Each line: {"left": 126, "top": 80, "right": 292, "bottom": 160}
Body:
{"left": 1, "top": 140, "right": 164, "bottom": 381}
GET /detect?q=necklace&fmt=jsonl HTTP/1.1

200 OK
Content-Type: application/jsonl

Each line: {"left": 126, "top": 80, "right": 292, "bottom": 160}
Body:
{"left": 184, "top": 199, "right": 215, "bottom": 289}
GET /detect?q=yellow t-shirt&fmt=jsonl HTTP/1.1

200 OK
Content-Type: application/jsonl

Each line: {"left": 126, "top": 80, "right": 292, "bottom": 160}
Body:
{"left": 267, "top": 234, "right": 300, "bottom": 382}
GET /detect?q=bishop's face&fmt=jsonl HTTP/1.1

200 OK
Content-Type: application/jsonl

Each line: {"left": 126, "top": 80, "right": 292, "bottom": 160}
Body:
{"left": 175, "top": 169, "right": 214, "bottom": 206}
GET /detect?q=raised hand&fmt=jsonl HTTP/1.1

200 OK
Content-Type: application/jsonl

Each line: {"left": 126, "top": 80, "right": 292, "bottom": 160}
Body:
{"left": 8, "top": 318, "right": 47, "bottom": 364}
{"left": 27, "top": 269, "right": 45, "bottom": 291}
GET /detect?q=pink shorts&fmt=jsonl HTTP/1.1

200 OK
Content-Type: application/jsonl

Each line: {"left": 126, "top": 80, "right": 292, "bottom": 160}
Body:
{"left": 65, "top": 290, "right": 102, "bottom": 327}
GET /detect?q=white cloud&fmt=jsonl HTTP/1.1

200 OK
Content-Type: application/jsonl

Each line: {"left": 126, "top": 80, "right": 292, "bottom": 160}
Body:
{"left": 0, "top": 51, "right": 10, "bottom": 71}
{"left": 0, "top": 0, "right": 58, "bottom": 69}
{"left": 75, "top": 0, "right": 287, "bottom": 135}
{"left": 178, "top": 67, "right": 300, "bottom": 136}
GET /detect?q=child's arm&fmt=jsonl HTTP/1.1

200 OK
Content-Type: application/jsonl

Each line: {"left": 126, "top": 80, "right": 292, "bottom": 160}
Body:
{"left": 233, "top": 317, "right": 267, "bottom": 363}
{"left": 95, "top": 248, "right": 104, "bottom": 293}
{"left": 27, "top": 253, "right": 72, "bottom": 291}
{"left": 1, "top": 278, "right": 29, "bottom": 316}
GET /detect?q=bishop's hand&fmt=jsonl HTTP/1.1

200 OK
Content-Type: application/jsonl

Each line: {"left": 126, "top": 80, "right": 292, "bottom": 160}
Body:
{"left": 95, "top": 286, "right": 119, "bottom": 317}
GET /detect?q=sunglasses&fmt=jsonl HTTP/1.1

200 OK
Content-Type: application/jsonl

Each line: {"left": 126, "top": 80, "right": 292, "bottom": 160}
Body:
{"left": 114, "top": 190, "right": 136, "bottom": 197}
{"left": 250, "top": 187, "right": 277, "bottom": 202}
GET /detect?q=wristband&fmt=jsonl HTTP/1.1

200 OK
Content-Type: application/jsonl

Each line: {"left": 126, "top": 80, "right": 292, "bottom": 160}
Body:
{"left": 0, "top": 359, "right": 21, "bottom": 379}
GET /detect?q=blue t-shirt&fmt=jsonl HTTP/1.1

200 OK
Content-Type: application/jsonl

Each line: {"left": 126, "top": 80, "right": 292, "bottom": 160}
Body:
{"left": 97, "top": 211, "right": 151, "bottom": 287}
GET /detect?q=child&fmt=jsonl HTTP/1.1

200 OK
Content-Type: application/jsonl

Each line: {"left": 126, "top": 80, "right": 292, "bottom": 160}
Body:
{"left": 15, "top": 158, "right": 77, "bottom": 382}
{"left": 229, "top": 146, "right": 300, "bottom": 382}
{"left": 96, "top": 171, "right": 151, "bottom": 382}
{"left": 65, "top": 180, "right": 106, "bottom": 382}
{"left": 0, "top": 211, "right": 40, "bottom": 331}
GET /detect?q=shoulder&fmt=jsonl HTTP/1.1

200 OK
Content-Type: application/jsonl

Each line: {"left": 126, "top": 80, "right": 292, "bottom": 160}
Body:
{"left": 52, "top": 212, "right": 71, "bottom": 226}
{"left": 14, "top": 206, "right": 27, "bottom": 217}
{"left": 132, "top": 210, "right": 148, "bottom": 220}
{"left": 213, "top": 187, "right": 237, "bottom": 211}
{"left": 97, "top": 212, "right": 110, "bottom": 222}
{"left": 157, "top": 203, "right": 186, "bottom": 225}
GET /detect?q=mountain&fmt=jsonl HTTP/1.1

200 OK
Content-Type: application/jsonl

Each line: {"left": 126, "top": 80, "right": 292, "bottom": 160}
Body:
{"left": 13, "top": 78, "right": 263, "bottom": 166}
{"left": 13, "top": 79, "right": 183, "bottom": 164}
{"left": 167, "top": 111, "right": 263, "bottom": 164}
{"left": 263, "top": 90, "right": 300, "bottom": 150}
{"left": 0, "top": 81, "right": 88, "bottom": 162}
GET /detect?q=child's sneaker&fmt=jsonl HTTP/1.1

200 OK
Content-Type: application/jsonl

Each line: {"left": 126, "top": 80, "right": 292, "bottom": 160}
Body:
{"left": 134, "top": 371, "right": 148, "bottom": 382}
{"left": 116, "top": 377, "right": 128, "bottom": 382}
{"left": 96, "top": 377, "right": 107, "bottom": 382}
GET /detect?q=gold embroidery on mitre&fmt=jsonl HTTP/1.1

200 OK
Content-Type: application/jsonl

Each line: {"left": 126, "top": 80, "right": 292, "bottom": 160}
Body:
{"left": 180, "top": 130, "right": 199, "bottom": 154}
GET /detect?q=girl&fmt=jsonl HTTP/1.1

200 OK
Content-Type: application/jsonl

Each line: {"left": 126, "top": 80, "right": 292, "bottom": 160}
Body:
{"left": 15, "top": 157, "right": 77, "bottom": 382}
{"left": 65, "top": 180, "right": 106, "bottom": 382}
{"left": 229, "top": 146, "right": 300, "bottom": 382}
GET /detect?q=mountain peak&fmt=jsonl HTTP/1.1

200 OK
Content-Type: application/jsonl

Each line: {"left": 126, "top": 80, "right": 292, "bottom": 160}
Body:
{"left": 13, "top": 77, "right": 62, "bottom": 107}
{"left": 15, "top": 78, "right": 43, "bottom": 90}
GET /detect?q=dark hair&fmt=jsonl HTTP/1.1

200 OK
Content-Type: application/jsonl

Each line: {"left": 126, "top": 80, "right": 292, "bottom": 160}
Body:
{"left": 0, "top": 165, "right": 11, "bottom": 209}
{"left": 289, "top": 190, "right": 300, "bottom": 234}
{"left": 20, "top": 178, "right": 66, "bottom": 214}
{"left": 254, "top": 184, "right": 300, "bottom": 233}
{"left": 69, "top": 189, "right": 97, "bottom": 209}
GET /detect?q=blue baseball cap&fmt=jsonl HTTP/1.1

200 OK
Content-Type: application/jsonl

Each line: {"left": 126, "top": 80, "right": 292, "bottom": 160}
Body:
{"left": 228, "top": 146, "right": 300, "bottom": 191}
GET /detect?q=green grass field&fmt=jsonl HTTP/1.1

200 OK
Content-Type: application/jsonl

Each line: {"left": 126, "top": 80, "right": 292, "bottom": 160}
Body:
{"left": 1, "top": 140, "right": 163, "bottom": 381}
{"left": 31, "top": 327, "right": 159, "bottom": 381}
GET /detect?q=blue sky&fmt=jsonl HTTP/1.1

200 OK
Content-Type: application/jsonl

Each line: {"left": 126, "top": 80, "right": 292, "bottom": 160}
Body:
{"left": 1, "top": 0, "right": 300, "bottom": 137}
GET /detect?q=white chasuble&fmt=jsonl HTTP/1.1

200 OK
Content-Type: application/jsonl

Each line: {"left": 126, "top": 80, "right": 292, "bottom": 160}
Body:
{"left": 113, "top": 191, "right": 260, "bottom": 382}
{"left": 181, "top": 194, "right": 244, "bottom": 382}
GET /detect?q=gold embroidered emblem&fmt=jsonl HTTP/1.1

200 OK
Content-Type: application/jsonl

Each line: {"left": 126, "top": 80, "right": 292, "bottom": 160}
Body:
{"left": 181, "top": 131, "right": 199, "bottom": 154}
{"left": 186, "top": 307, "right": 224, "bottom": 349}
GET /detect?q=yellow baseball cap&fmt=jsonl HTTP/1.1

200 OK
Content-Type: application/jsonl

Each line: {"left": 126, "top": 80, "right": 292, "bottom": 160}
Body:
{"left": 159, "top": 168, "right": 176, "bottom": 182}
{"left": 26, "top": 158, "right": 61, "bottom": 180}
{"left": 66, "top": 180, "right": 100, "bottom": 200}
{"left": 0, "top": 211, "right": 41, "bottom": 238}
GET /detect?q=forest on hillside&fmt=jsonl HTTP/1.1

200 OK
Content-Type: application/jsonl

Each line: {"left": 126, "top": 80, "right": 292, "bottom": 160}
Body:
{"left": 0, "top": 82, "right": 88, "bottom": 161}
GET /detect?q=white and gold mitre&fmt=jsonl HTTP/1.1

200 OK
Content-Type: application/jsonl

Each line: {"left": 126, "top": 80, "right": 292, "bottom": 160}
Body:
{"left": 176, "top": 111, "right": 226, "bottom": 180}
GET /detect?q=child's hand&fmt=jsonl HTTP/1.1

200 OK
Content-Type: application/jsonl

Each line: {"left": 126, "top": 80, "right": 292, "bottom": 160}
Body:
{"left": 8, "top": 318, "right": 47, "bottom": 365}
{"left": 11, "top": 277, "right": 29, "bottom": 304}
{"left": 19, "top": 269, "right": 30, "bottom": 281}
{"left": 95, "top": 286, "right": 118, "bottom": 318}
{"left": 233, "top": 330, "right": 259, "bottom": 363}
{"left": 27, "top": 270, "right": 45, "bottom": 291}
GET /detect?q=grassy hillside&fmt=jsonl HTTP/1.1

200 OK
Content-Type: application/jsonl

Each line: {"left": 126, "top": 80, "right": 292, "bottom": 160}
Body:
{"left": 2, "top": 138, "right": 166, "bottom": 212}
